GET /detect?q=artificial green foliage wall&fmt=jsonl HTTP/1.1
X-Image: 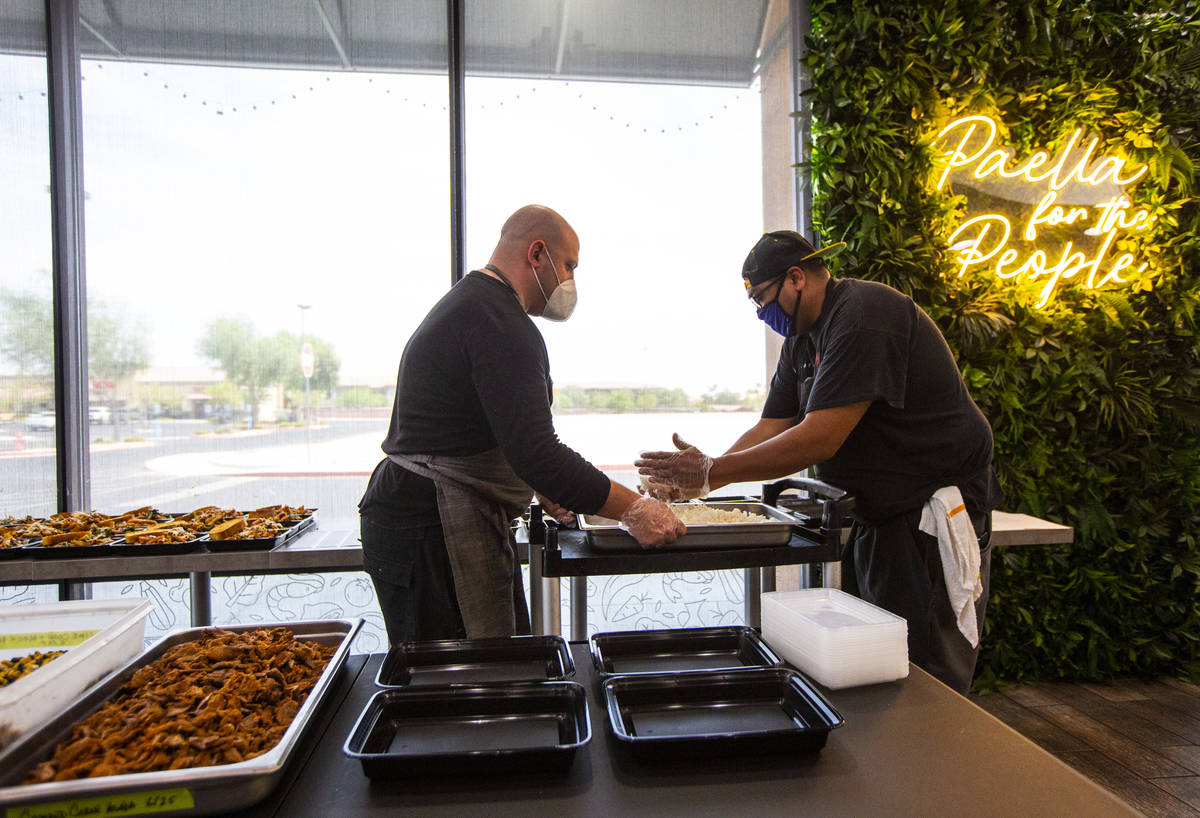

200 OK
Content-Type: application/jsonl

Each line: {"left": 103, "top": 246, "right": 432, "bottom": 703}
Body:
{"left": 803, "top": 0, "right": 1200, "bottom": 684}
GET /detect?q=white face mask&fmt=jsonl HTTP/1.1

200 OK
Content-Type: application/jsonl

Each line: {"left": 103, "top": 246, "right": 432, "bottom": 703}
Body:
{"left": 530, "top": 247, "right": 577, "bottom": 321}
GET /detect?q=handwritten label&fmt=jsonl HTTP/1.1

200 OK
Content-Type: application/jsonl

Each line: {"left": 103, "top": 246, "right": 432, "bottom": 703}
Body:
{"left": 0, "top": 631, "right": 99, "bottom": 651}
{"left": 6, "top": 788, "right": 194, "bottom": 818}
{"left": 932, "top": 114, "right": 1155, "bottom": 307}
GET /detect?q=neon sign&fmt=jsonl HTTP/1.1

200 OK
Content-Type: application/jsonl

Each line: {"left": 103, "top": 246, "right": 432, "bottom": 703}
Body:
{"left": 932, "top": 114, "right": 1155, "bottom": 308}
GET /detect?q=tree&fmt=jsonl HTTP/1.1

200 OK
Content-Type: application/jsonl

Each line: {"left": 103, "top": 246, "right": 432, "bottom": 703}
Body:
{"left": 0, "top": 286, "right": 54, "bottom": 414}
{"left": 88, "top": 301, "right": 150, "bottom": 437}
{"left": 0, "top": 287, "right": 150, "bottom": 418}
{"left": 196, "top": 318, "right": 287, "bottom": 428}
{"left": 196, "top": 320, "right": 341, "bottom": 428}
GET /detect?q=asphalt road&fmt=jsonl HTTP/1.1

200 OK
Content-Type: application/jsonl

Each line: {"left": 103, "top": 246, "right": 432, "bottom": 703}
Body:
{"left": 0, "top": 418, "right": 387, "bottom": 519}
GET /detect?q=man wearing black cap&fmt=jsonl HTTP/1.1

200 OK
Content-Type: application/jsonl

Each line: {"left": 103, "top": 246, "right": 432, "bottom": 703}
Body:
{"left": 637, "top": 230, "right": 1002, "bottom": 693}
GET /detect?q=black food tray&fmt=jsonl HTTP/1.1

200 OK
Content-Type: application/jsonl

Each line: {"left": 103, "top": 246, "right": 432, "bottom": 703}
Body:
{"left": 282, "top": 515, "right": 315, "bottom": 540}
{"left": 376, "top": 635, "right": 574, "bottom": 687}
{"left": 0, "top": 544, "right": 31, "bottom": 560}
{"left": 203, "top": 531, "right": 286, "bottom": 552}
{"left": 110, "top": 534, "right": 207, "bottom": 557}
{"left": 344, "top": 682, "right": 590, "bottom": 779}
{"left": 22, "top": 540, "right": 116, "bottom": 558}
{"left": 590, "top": 626, "right": 782, "bottom": 681}
{"left": 603, "top": 668, "right": 844, "bottom": 761}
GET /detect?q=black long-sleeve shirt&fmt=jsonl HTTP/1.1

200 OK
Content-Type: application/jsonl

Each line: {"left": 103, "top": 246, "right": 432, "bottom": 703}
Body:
{"left": 359, "top": 272, "right": 610, "bottom": 526}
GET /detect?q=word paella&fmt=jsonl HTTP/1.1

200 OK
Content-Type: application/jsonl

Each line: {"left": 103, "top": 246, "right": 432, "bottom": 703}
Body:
{"left": 932, "top": 114, "right": 1155, "bottom": 308}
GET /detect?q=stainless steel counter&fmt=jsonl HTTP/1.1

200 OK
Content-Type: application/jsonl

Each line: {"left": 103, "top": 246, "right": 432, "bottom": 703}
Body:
{"left": 232, "top": 643, "right": 1133, "bottom": 817}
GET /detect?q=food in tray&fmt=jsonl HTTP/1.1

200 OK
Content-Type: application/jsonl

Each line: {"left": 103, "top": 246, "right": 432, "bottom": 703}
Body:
{"left": 173, "top": 506, "right": 244, "bottom": 532}
{"left": 122, "top": 526, "right": 197, "bottom": 545}
{"left": 107, "top": 507, "right": 174, "bottom": 534}
{"left": 0, "top": 650, "right": 66, "bottom": 687}
{"left": 0, "top": 530, "right": 24, "bottom": 549}
{"left": 247, "top": 505, "right": 313, "bottom": 523}
{"left": 22, "top": 627, "right": 336, "bottom": 783}
{"left": 39, "top": 527, "right": 118, "bottom": 547}
{"left": 0, "top": 515, "right": 35, "bottom": 527}
{"left": 670, "top": 504, "right": 770, "bottom": 524}
{"left": 210, "top": 517, "right": 286, "bottom": 541}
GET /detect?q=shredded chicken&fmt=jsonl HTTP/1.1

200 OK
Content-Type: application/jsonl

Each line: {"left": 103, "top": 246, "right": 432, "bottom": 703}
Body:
{"left": 22, "top": 627, "right": 335, "bottom": 784}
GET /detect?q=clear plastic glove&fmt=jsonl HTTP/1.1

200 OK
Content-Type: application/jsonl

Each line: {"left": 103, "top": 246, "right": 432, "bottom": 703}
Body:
{"left": 620, "top": 496, "right": 687, "bottom": 548}
{"left": 535, "top": 493, "right": 575, "bottom": 525}
{"left": 634, "top": 433, "right": 713, "bottom": 502}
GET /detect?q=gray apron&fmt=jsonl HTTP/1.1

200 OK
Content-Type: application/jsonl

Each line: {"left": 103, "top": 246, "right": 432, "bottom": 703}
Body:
{"left": 388, "top": 449, "right": 532, "bottom": 638}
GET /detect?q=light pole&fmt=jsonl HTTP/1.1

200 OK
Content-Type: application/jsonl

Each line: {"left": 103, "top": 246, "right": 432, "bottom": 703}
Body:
{"left": 298, "top": 304, "right": 312, "bottom": 461}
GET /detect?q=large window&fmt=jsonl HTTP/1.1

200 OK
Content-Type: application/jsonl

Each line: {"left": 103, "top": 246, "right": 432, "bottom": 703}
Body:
{"left": 466, "top": 1, "right": 767, "bottom": 634}
{"left": 1, "top": 0, "right": 784, "bottom": 641}
{"left": 0, "top": 3, "right": 57, "bottom": 605}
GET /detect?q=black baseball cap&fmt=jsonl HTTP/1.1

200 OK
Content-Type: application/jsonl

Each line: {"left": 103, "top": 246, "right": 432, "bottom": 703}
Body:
{"left": 741, "top": 230, "right": 846, "bottom": 286}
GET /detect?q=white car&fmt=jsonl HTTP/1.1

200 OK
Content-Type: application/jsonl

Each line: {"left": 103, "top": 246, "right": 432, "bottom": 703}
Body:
{"left": 25, "top": 411, "right": 55, "bottom": 431}
{"left": 89, "top": 406, "right": 111, "bottom": 423}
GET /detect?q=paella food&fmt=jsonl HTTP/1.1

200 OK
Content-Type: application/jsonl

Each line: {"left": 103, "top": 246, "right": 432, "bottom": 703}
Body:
{"left": 107, "top": 507, "right": 175, "bottom": 534}
{"left": 209, "top": 517, "right": 286, "bottom": 541}
{"left": 0, "top": 650, "right": 66, "bottom": 687}
{"left": 669, "top": 504, "right": 770, "bottom": 525}
{"left": 247, "top": 505, "right": 312, "bottom": 523}
{"left": 23, "top": 627, "right": 336, "bottom": 783}
{"left": 122, "top": 526, "right": 197, "bottom": 545}
{"left": 39, "top": 526, "right": 118, "bottom": 547}
{"left": 172, "top": 506, "right": 244, "bottom": 533}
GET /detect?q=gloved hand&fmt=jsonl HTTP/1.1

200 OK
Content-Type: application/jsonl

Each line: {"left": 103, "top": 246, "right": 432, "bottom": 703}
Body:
{"left": 634, "top": 433, "right": 713, "bottom": 502}
{"left": 620, "top": 496, "right": 687, "bottom": 548}
{"left": 535, "top": 493, "right": 575, "bottom": 525}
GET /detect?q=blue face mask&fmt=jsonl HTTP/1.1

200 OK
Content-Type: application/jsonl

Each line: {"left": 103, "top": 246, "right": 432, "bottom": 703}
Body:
{"left": 756, "top": 301, "right": 795, "bottom": 336}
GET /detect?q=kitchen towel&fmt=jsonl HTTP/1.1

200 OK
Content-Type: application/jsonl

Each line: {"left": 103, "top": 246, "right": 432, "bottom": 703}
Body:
{"left": 918, "top": 486, "right": 983, "bottom": 647}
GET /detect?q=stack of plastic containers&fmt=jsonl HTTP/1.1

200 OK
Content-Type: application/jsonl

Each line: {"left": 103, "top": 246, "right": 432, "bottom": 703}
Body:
{"left": 761, "top": 589, "right": 908, "bottom": 689}
{"left": 0, "top": 598, "right": 153, "bottom": 748}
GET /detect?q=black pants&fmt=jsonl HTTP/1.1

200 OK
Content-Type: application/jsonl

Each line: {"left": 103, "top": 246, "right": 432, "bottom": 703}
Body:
{"left": 841, "top": 508, "right": 993, "bottom": 694}
{"left": 360, "top": 514, "right": 533, "bottom": 645}
{"left": 359, "top": 515, "right": 467, "bottom": 645}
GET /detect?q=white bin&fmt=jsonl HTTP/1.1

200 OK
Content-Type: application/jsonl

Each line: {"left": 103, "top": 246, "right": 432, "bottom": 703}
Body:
{"left": 0, "top": 598, "right": 153, "bottom": 747}
{"left": 761, "top": 589, "right": 908, "bottom": 689}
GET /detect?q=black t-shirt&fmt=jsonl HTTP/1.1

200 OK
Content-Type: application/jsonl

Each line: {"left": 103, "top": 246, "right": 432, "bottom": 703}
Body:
{"left": 359, "top": 272, "right": 611, "bottom": 526}
{"left": 762, "top": 278, "right": 1002, "bottom": 522}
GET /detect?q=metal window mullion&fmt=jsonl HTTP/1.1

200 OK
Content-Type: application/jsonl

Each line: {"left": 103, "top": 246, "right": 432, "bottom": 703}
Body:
{"left": 447, "top": 0, "right": 466, "bottom": 285}
{"left": 791, "top": 0, "right": 812, "bottom": 239}
{"left": 45, "top": 0, "right": 91, "bottom": 513}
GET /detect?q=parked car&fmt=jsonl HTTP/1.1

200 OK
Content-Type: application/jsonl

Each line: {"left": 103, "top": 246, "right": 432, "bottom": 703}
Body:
{"left": 25, "top": 411, "right": 55, "bottom": 431}
{"left": 88, "top": 406, "right": 111, "bottom": 423}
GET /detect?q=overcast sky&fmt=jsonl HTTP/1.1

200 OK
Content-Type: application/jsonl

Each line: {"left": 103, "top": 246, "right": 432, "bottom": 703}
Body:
{"left": 1, "top": 54, "right": 768, "bottom": 394}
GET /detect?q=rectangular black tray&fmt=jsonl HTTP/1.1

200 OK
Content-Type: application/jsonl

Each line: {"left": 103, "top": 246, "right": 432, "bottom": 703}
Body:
{"left": 603, "top": 668, "right": 844, "bottom": 761}
{"left": 110, "top": 534, "right": 207, "bottom": 557}
{"left": 590, "top": 626, "right": 782, "bottom": 680}
{"left": 0, "top": 547, "right": 30, "bottom": 561}
{"left": 376, "top": 635, "right": 574, "bottom": 687}
{"left": 204, "top": 531, "right": 286, "bottom": 552}
{"left": 282, "top": 514, "right": 315, "bottom": 540}
{"left": 344, "top": 682, "right": 590, "bottom": 779}
{"left": 21, "top": 540, "right": 116, "bottom": 558}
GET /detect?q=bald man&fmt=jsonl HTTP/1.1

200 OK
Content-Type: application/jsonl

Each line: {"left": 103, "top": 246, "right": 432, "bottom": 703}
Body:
{"left": 359, "top": 205, "right": 685, "bottom": 644}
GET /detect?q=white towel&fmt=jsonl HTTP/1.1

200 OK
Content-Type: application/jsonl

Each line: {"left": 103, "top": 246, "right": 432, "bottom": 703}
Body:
{"left": 918, "top": 486, "right": 983, "bottom": 647}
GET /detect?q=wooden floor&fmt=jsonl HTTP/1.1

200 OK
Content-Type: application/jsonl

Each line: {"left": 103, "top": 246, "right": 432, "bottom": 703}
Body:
{"left": 970, "top": 677, "right": 1200, "bottom": 817}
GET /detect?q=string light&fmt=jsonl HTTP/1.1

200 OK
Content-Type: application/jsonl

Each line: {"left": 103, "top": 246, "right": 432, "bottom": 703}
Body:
{"left": 1, "top": 62, "right": 752, "bottom": 135}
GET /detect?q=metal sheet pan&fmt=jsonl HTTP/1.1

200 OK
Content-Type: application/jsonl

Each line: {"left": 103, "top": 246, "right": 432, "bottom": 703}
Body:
{"left": 376, "top": 635, "right": 575, "bottom": 687}
{"left": 344, "top": 682, "right": 590, "bottom": 779}
{"left": 578, "top": 502, "right": 796, "bottom": 551}
{"left": 603, "top": 667, "right": 844, "bottom": 761}
{"left": 0, "top": 618, "right": 362, "bottom": 817}
{"left": 589, "top": 626, "right": 783, "bottom": 682}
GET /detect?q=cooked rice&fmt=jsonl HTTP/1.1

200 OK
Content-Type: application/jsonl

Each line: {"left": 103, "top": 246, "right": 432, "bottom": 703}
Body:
{"left": 670, "top": 505, "right": 769, "bottom": 524}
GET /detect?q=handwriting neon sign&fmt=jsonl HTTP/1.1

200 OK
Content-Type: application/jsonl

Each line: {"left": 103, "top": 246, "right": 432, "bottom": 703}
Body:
{"left": 933, "top": 114, "right": 1155, "bottom": 308}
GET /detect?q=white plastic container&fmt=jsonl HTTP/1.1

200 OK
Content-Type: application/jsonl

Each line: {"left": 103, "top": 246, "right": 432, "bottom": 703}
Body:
{"left": 0, "top": 598, "right": 153, "bottom": 748}
{"left": 761, "top": 589, "right": 909, "bottom": 689}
